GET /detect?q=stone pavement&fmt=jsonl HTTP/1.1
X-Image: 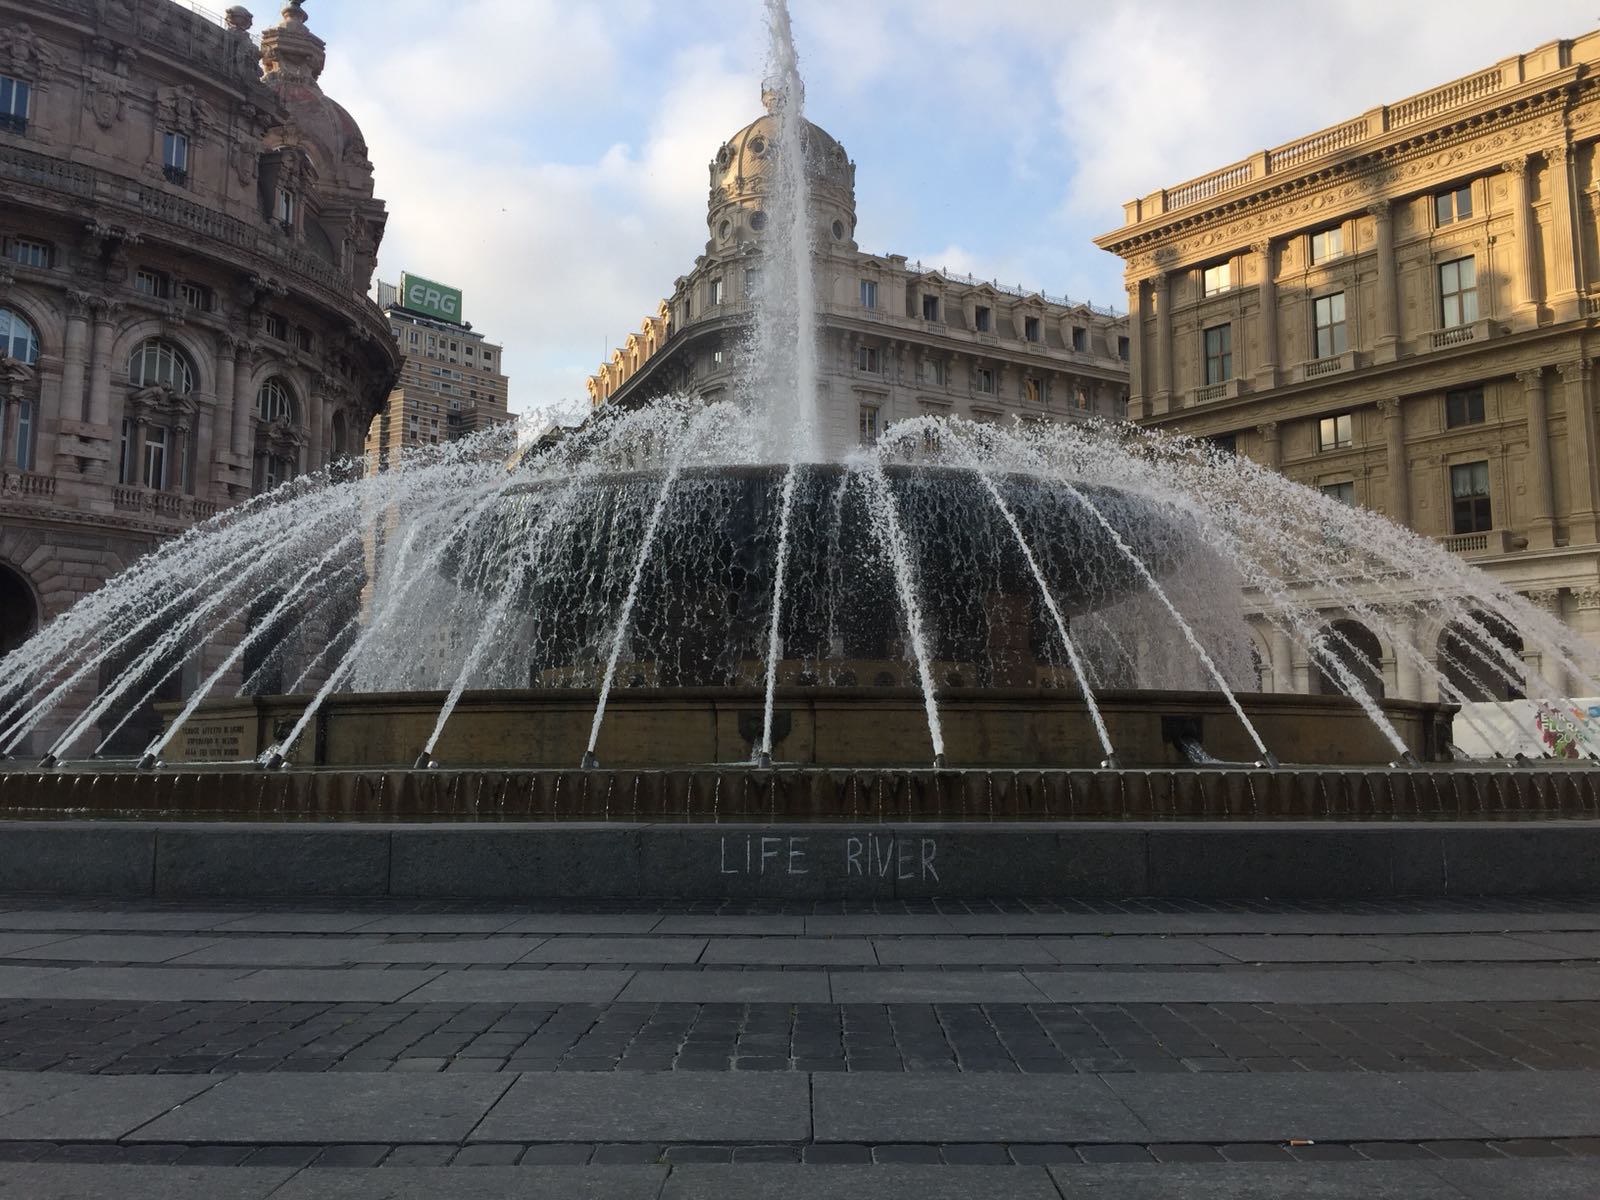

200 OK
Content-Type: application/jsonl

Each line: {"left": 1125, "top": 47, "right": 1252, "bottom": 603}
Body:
{"left": 0, "top": 898, "right": 1594, "bottom": 1196}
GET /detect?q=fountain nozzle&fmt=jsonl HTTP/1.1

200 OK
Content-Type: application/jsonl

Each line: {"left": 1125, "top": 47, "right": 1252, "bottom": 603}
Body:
{"left": 581, "top": 750, "right": 599, "bottom": 770}
{"left": 754, "top": 750, "right": 772, "bottom": 769}
{"left": 932, "top": 753, "right": 947, "bottom": 770}
{"left": 1099, "top": 754, "right": 1120, "bottom": 770}
{"left": 1388, "top": 751, "right": 1421, "bottom": 769}
{"left": 414, "top": 752, "right": 437, "bottom": 770}
{"left": 36, "top": 753, "right": 58, "bottom": 770}
{"left": 136, "top": 752, "right": 159, "bottom": 770}
{"left": 261, "top": 750, "right": 285, "bottom": 770}
{"left": 1256, "top": 752, "right": 1281, "bottom": 769}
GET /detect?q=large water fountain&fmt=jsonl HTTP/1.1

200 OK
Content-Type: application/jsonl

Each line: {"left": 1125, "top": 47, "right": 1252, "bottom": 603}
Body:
{"left": 4, "top": 1, "right": 1600, "bottom": 827}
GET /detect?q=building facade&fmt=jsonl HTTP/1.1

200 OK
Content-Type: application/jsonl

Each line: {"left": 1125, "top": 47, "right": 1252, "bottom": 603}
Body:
{"left": 367, "top": 276, "right": 511, "bottom": 471}
{"left": 590, "top": 95, "right": 1129, "bottom": 455}
{"left": 1095, "top": 31, "right": 1600, "bottom": 701}
{"left": 0, "top": 0, "right": 398, "bottom": 658}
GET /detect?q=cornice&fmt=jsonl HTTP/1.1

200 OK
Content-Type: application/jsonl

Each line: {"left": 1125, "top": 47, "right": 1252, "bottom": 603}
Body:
{"left": 1100, "top": 77, "right": 1586, "bottom": 271}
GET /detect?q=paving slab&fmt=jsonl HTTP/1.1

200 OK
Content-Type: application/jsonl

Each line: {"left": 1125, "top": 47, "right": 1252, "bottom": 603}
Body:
{"left": 7, "top": 934, "right": 223, "bottom": 963}
{"left": 803, "top": 916, "right": 956, "bottom": 936}
{"left": 699, "top": 938, "right": 877, "bottom": 965}
{"left": 618, "top": 970, "right": 830, "bottom": 1003}
{"left": 829, "top": 971, "right": 1047, "bottom": 1004}
{"left": 663, "top": 1164, "right": 1063, "bottom": 1199}
{"left": 472, "top": 1072, "right": 809, "bottom": 1143}
{"left": 1200, "top": 935, "right": 1404, "bottom": 963}
{"left": 0, "top": 1072, "right": 218, "bottom": 1140}
{"left": 212, "top": 913, "right": 381, "bottom": 933}
{"left": 131, "top": 1072, "right": 514, "bottom": 1144}
{"left": 0, "top": 1164, "right": 295, "bottom": 1200}
{"left": 655, "top": 916, "right": 808, "bottom": 935}
{"left": 1051, "top": 1162, "right": 1469, "bottom": 1199}
{"left": 500, "top": 913, "right": 662, "bottom": 934}
{"left": 520, "top": 937, "right": 707, "bottom": 963}
{"left": 346, "top": 914, "right": 525, "bottom": 934}
{"left": 1101, "top": 1073, "right": 1490, "bottom": 1143}
{"left": 169, "top": 936, "right": 546, "bottom": 966}
{"left": 404, "top": 969, "right": 631, "bottom": 1003}
{"left": 271, "top": 1165, "right": 669, "bottom": 1199}
{"left": 1434, "top": 1159, "right": 1600, "bottom": 1199}
{"left": 1025, "top": 970, "right": 1276, "bottom": 1003}
{"left": 873, "top": 938, "right": 1059, "bottom": 965}
{"left": 0, "top": 966, "right": 256, "bottom": 1001}
{"left": 1039, "top": 936, "right": 1235, "bottom": 965}
{"left": 1400, "top": 964, "right": 1600, "bottom": 1002}
{"left": 1507, "top": 930, "right": 1600, "bottom": 957}
{"left": 813, "top": 1073, "right": 1148, "bottom": 1143}
{"left": 1400, "top": 1070, "right": 1600, "bottom": 1138}
{"left": 1358, "top": 933, "right": 1583, "bottom": 961}
{"left": 0, "top": 910, "right": 243, "bottom": 932}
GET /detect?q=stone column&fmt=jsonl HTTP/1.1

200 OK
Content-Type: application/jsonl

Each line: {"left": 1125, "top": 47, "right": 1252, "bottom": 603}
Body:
{"left": 130, "top": 418, "right": 147, "bottom": 488}
{"left": 1519, "top": 367, "right": 1556, "bottom": 549}
{"left": 307, "top": 391, "right": 324, "bottom": 473}
{"left": 1561, "top": 359, "right": 1598, "bottom": 544}
{"left": 1377, "top": 397, "right": 1409, "bottom": 527}
{"left": 230, "top": 342, "right": 256, "bottom": 460}
{"left": 1269, "top": 627, "right": 1293, "bottom": 693}
{"left": 212, "top": 334, "right": 238, "bottom": 472}
{"left": 1546, "top": 144, "right": 1582, "bottom": 319}
{"left": 1571, "top": 588, "right": 1600, "bottom": 695}
{"left": 1153, "top": 271, "right": 1173, "bottom": 413}
{"left": 1522, "top": 589, "right": 1564, "bottom": 697}
{"left": 84, "top": 300, "right": 118, "bottom": 480}
{"left": 1253, "top": 240, "right": 1278, "bottom": 387}
{"left": 60, "top": 291, "right": 91, "bottom": 424}
{"left": 1256, "top": 420, "right": 1281, "bottom": 469}
{"left": 1392, "top": 614, "right": 1422, "bottom": 701}
{"left": 0, "top": 393, "right": 13, "bottom": 470}
{"left": 170, "top": 423, "right": 189, "bottom": 493}
{"left": 1126, "top": 280, "right": 1145, "bottom": 417}
{"left": 1502, "top": 156, "right": 1539, "bottom": 323}
{"left": 1370, "top": 201, "right": 1400, "bottom": 362}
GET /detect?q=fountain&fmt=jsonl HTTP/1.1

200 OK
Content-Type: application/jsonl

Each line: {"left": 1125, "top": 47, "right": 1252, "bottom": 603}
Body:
{"left": 3, "top": 1, "right": 1600, "bottom": 836}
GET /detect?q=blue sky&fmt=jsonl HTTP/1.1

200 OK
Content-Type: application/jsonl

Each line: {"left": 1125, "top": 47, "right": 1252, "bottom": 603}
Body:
{"left": 309, "top": 0, "right": 1598, "bottom": 412}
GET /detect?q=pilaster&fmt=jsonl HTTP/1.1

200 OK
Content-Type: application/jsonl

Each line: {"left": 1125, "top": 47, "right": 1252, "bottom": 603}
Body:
{"left": 1501, "top": 156, "right": 1540, "bottom": 325}
{"left": 1377, "top": 397, "right": 1408, "bottom": 526}
{"left": 1253, "top": 240, "right": 1278, "bottom": 388}
{"left": 1518, "top": 367, "right": 1555, "bottom": 549}
{"left": 1560, "top": 359, "right": 1598, "bottom": 545}
{"left": 1546, "top": 144, "right": 1582, "bottom": 321}
{"left": 1370, "top": 201, "right": 1399, "bottom": 363}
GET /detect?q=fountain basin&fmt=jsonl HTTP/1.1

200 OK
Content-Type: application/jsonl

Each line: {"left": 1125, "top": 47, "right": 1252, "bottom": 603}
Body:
{"left": 157, "top": 686, "right": 1452, "bottom": 770}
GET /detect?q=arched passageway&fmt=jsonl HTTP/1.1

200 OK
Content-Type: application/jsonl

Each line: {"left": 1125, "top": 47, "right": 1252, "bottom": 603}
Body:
{"left": 1311, "top": 618, "right": 1385, "bottom": 700}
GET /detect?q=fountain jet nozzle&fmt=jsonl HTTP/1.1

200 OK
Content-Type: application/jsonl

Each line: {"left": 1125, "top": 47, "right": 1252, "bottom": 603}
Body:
{"left": 414, "top": 752, "right": 437, "bottom": 770}
{"left": 36, "top": 753, "right": 58, "bottom": 770}
{"left": 754, "top": 750, "right": 773, "bottom": 769}
{"left": 1256, "top": 752, "right": 1281, "bottom": 769}
{"left": 1388, "top": 751, "right": 1421, "bottom": 768}
{"left": 932, "top": 752, "right": 947, "bottom": 770}
{"left": 136, "top": 752, "right": 160, "bottom": 770}
{"left": 1099, "top": 754, "right": 1120, "bottom": 770}
{"left": 581, "top": 750, "right": 599, "bottom": 770}
{"left": 261, "top": 750, "right": 285, "bottom": 770}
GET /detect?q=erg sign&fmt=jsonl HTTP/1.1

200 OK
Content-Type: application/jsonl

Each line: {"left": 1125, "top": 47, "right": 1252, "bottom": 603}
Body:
{"left": 399, "top": 272, "right": 463, "bottom": 324}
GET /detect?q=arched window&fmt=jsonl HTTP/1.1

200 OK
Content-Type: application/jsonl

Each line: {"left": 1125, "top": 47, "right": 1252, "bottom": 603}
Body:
{"left": 0, "top": 307, "right": 38, "bottom": 365}
{"left": 127, "top": 338, "right": 194, "bottom": 394}
{"left": 256, "top": 377, "right": 295, "bottom": 423}
{"left": 1312, "top": 619, "right": 1385, "bottom": 700}
{"left": 1439, "top": 613, "right": 1525, "bottom": 702}
{"left": 0, "top": 563, "right": 38, "bottom": 658}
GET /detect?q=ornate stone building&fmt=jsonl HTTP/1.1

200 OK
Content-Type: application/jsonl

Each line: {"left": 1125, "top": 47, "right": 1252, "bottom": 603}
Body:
{"left": 1096, "top": 30, "right": 1600, "bottom": 702}
{"left": 590, "top": 94, "right": 1129, "bottom": 455}
{"left": 0, "top": 0, "right": 398, "bottom": 658}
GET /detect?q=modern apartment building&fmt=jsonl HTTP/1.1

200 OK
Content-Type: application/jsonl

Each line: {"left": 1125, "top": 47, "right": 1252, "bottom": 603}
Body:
{"left": 368, "top": 275, "right": 511, "bottom": 470}
{"left": 1095, "top": 31, "right": 1600, "bottom": 700}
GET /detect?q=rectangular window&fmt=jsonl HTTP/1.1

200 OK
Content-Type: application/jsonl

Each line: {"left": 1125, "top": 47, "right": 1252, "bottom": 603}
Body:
{"left": 709, "top": 278, "right": 724, "bottom": 305}
{"left": 1435, "top": 184, "right": 1473, "bottom": 226}
{"left": 1318, "top": 412, "right": 1354, "bottom": 451}
{"left": 9, "top": 237, "right": 48, "bottom": 268}
{"left": 143, "top": 426, "right": 168, "bottom": 490}
{"left": 1313, "top": 292, "right": 1347, "bottom": 358}
{"left": 1207, "top": 433, "right": 1237, "bottom": 455}
{"left": 162, "top": 131, "right": 189, "bottom": 185}
{"left": 408, "top": 330, "right": 420, "bottom": 345}
{"left": 1117, "top": 335, "right": 1130, "bottom": 360}
{"left": 1310, "top": 226, "right": 1344, "bottom": 265}
{"left": 1203, "top": 324, "right": 1232, "bottom": 384}
{"left": 118, "top": 420, "right": 131, "bottom": 485}
{"left": 744, "top": 267, "right": 760, "bottom": 296}
{"left": 922, "top": 358, "right": 945, "bottom": 386}
{"left": 1321, "top": 480, "right": 1356, "bottom": 505}
{"left": 274, "top": 188, "right": 295, "bottom": 226}
{"left": 293, "top": 326, "right": 313, "bottom": 351}
{"left": 922, "top": 294, "right": 939, "bottom": 321}
{"left": 855, "top": 345, "right": 879, "bottom": 373}
{"left": 0, "top": 75, "right": 29, "bottom": 133}
{"left": 1071, "top": 326, "right": 1087, "bottom": 351}
{"left": 974, "top": 305, "right": 991, "bottom": 332}
{"left": 711, "top": 348, "right": 724, "bottom": 366}
{"left": 1024, "top": 315, "right": 1041, "bottom": 343}
{"left": 1446, "top": 386, "right": 1485, "bottom": 428}
{"left": 481, "top": 353, "right": 493, "bottom": 367}
{"left": 1023, "top": 376, "right": 1042, "bottom": 404}
{"left": 1074, "top": 385, "right": 1090, "bottom": 410}
{"left": 134, "top": 269, "right": 168, "bottom": 298}
{"left": 859, "top": 279, "right": 877, "bottom": 308}
{"left": 975, "top": 367, "right": 995, "bottom": 394}
{"left": 1439, "top": 257, "right": 1478, "bottom": 328}
{"left": 14, "top": 399, "right": 31, "bottom": 471}
{"left": 1202, "top": 261, "right": 1232, "bottom": 296}
{"left": 263, "top": 312, "right": 287, "bottom": 339}
{"left": 1450, "top": 460, "right": 1492, "bottom": 533}
{"left": 858, "top": 405, "right": 879, "bottom": 445}
{"left": 179, "top": 281, "right": 210, "bottom": 310}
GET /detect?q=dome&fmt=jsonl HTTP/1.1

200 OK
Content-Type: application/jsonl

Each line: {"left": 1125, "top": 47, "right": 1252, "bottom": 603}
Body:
{"left": 258, "top": 2, "right": 374, "bottom": 196}
{"left": 706, "top": 94, "right": 856, "bottom": 246}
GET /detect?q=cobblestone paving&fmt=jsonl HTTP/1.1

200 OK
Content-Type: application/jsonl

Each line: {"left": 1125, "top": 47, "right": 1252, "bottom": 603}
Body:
{"left": 0, "top": 898, "right": 1594, "bottom": 1198}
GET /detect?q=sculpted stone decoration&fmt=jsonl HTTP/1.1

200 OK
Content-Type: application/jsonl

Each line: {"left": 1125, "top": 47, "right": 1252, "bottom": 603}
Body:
{"left": 0, "top": 24, "right": 59, "bottom": 81}
{"left": 1574, "top": 586, "right": 1600, "bottom": 611}
{"left": 1523, "top": 588, "right": 1562, "bottom": 612}
{"left": 158, "top": 86, "right": 211, "bottom": 139}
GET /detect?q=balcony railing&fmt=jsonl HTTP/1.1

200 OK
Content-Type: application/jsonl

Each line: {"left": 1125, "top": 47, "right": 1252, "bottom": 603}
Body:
{"left": 1441, "top": 528, "right": 1515, "bottom": 555}
{"left": 0, "top": 113, "right": 25, "bottom": 136}
{"left": 162, "top": 164, "right": 189, "bottom": 187}
{"left": 1191, "top": 378, "right": 1241, "bottom": 405}
{"left": 1300, "top": 351, "right": 1357, "bottom": 381}
{"left": 1431, "top": 323, "right": 1480, "bottom": 350}
{"left": 0, "top": 471, "right": 55, "bottom": 499}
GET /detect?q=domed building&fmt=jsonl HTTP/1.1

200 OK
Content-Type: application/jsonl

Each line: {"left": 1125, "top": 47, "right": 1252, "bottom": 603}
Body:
{"left": 590, "top": 89, "right": 1130, "bottom": 457}
{"left": 0, "top": 1, "right": 398, "bottom": 673}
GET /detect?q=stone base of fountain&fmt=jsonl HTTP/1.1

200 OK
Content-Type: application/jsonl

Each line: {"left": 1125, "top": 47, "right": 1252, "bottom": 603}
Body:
{"left": 151, "top": 686, "right": 1452, "bottom": 770}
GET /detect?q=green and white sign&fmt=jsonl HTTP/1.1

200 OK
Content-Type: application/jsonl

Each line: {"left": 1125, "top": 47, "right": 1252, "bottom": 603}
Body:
{"left": 399, "top": 272, "right": 464, "bottom": 324}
